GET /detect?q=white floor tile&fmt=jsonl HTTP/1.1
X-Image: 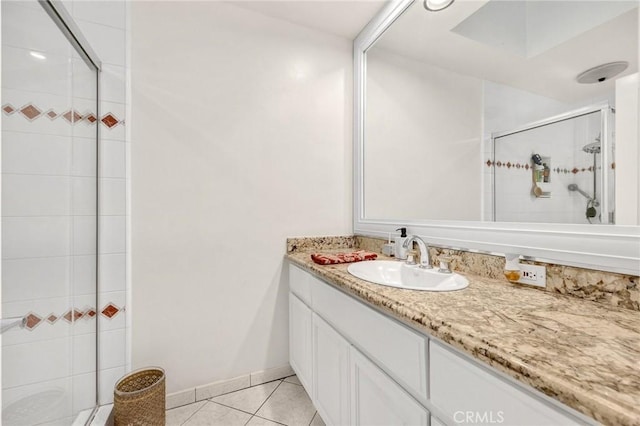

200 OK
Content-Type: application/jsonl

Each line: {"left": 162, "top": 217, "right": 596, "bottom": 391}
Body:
{"left": 255, "top": 382, "right": 316, "bottom": 426}
{"left": 246, "top": 416, "right": 282, "bottom": 426}
{"left": 166, "top": 400, "right": 206, "bottom": 426}
{"left": 283, "top": 375, "right": 301, "bottom": 386}
{"left": 310, "top": 412, "right": 326, "bottom": 426}
{"left": 183, "top": 402, "right": 251, "bottom": 426}
{"left": 211, "top": 380, "right": 280, "bottom": 414}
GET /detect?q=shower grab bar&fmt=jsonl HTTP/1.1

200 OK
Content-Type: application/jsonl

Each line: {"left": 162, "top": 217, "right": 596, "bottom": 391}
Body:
{"left": 1, "top": 316, "right": 27, "bottom": 334}
{"left": 568, "top": 184, "right": 598, "bottom": 205}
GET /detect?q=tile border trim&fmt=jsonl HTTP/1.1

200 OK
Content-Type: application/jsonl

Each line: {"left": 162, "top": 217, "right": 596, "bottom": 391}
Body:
{"left": 167, "top": 364, "right": 294, "bottom": 410}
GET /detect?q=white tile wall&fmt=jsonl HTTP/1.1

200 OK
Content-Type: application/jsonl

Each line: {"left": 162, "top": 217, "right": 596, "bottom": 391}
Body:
{"left": 1, "top": 0, "right": 129, "bottom": 422}
{"left": 73, "top": 255, "right": 97, "bottom": 296}
{"left": 98, "top": 254, "right": 126, "bottom": 293}
{"left": 2, "top": 377, "right": 73, "bottom": 425}
{"left": 100, "top": 140, "right": 126, "bottom": 178}
{"left": 2, "top": 131, "right": 72, "bottom": 175}
{"left": 2, "top": 216, "right": 71, "bottom": 258}
{"left": 2, "top": 337, "right": 71, "bottom": 388}
{"left": 98, "top": 366, "right": 125, "bottom": 406}
{"left": 3, "top": 257, "right": 71, "bottom": 302}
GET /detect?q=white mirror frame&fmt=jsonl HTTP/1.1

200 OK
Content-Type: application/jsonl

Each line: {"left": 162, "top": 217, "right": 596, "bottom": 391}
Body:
{"left": 353, "top": 0, "right": 640, "bottom": 275}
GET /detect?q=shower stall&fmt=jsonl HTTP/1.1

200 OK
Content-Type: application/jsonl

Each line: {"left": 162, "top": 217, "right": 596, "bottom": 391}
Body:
{"left": 491, "top": 103, "right": 615, "bottom": 224}
{"left": 2, "top": 1, "right": 101, "bottom": 424}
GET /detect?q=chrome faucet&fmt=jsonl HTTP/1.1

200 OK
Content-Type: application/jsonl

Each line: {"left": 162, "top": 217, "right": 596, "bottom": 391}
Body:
{"left": 402, "top": 236, "right": 432, "bottom": 269}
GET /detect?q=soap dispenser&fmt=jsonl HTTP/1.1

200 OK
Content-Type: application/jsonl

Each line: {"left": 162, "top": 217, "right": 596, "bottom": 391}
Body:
{"left": 395, "top": 227, "right": 409, "bottom": 260}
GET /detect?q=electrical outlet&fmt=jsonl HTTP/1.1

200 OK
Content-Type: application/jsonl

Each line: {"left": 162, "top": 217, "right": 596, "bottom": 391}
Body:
{"left": 517, "top": 264, "right": 546, "bottom": 288}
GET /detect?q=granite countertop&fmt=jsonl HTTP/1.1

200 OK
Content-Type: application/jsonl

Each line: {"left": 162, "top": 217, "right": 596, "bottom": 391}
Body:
{"left": 287, "top": 251, "right": 640, "bottom": 426}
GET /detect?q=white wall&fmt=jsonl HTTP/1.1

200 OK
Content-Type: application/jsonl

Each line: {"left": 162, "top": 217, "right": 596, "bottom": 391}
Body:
{"left": 131, "top": 1, "right": 352, "bottom": 394}
{"left": 364, "top": 48, "right": 483, "bottom": 221}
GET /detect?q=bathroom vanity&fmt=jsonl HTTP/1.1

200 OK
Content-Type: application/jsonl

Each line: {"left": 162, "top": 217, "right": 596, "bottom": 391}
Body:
{"left": 287, "top": 249, "right": 640, "bottom": 426}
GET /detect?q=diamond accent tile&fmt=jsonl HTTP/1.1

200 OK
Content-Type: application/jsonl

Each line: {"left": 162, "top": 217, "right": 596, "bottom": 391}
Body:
{"left": 73, "top": 309, "right": 84, "bottom": 321}
{"left": 2, "top": 104, "right": 16, "bottom": 115}
{"left": 45, "top": 110, "right": 58, "bottom": 120}
{"left": 101, "top": 303, "right": 120, "bottom": 319}
{"left": 85, "top": 113, "right": 97, "bottom": 123}
{"left": 101, "top": 113, "right": 119, "bottom": 128}
{"left": 25, "top": 313, "right": 42, "bottom": 330}
{"left": 20, "top": 104, "right": 42, "bottom": 120}
{"left": 62, "top": 110, "right": 83, "bottom": 123}
{"left": 8, "top": 307, "right": 109, "bottom": 329}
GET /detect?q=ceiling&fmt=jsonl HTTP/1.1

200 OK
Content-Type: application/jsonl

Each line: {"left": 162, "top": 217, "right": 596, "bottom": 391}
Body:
{"left": 230, "top": 1, "right": 388, "bottom": 39}
{"left": 371, "top": 0, "right": 639, "bottom": 104}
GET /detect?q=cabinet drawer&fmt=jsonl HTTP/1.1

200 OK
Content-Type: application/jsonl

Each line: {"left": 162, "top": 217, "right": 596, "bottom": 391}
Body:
{"left": 289, "top": 264, "right": 312, "bottom": 305}
{"left": 430, "top": 341, "right": 585, "bottom": 426}
{"left": 312, "top": 277, "right": 428, "bottom": 403}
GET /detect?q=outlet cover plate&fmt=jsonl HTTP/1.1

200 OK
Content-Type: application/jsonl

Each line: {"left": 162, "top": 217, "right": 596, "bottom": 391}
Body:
{"left": 517, "top": 264, "right": 546, "bottom": 288}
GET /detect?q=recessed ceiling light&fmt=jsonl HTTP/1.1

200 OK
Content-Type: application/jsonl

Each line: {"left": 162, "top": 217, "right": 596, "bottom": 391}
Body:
{"left": 29, "top": 51, "right": 46, "bottom": 60}
{"left": 424, "top": 0, "right": 454, "bottom": 12}
{"left": 576, "top": 61, "right": 628, "bottom": 84}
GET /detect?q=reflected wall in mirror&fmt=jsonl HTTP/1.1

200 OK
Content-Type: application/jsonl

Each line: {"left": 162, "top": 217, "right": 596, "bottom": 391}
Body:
{"left": 364, "top": 0, "right": 639, "bottom": 225}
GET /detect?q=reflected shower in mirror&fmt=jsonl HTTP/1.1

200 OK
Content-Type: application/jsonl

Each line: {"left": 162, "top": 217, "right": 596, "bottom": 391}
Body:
{"left": 363, "top": 0, "right": 639, "bottom": 225}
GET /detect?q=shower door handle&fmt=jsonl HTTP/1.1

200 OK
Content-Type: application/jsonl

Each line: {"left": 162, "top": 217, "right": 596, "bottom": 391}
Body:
{"left": 0, "top": 316, "right": 26, "bottom": 334}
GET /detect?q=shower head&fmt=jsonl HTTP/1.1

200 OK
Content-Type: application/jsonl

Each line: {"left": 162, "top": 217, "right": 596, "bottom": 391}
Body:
{"left": 582, "top": 141, "right": 601, "bottom": 154}
{"left": 568, "top": 184, "right": 578, "bottom": 191}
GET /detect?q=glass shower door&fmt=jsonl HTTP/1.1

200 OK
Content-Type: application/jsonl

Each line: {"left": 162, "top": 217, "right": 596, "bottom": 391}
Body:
{"left": 1, "top": 1, "right": 99, "bottom": 424}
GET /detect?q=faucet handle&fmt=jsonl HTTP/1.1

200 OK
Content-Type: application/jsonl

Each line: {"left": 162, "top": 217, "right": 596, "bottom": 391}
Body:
{"left": 406, "top": 250, "right": 418, "bottom": 265}
{"left": 438, "top": 256, "right": 453, "bottom": 274}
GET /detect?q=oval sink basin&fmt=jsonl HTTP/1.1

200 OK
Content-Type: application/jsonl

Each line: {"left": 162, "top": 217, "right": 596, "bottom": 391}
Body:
{"left": 347, "top": 260, "right": 468, "bottom": 292}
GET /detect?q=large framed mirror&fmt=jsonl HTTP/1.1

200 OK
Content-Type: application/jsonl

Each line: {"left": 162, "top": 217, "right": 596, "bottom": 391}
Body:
{"left": 354, "top": 0, "right": 640, "bottom": 274}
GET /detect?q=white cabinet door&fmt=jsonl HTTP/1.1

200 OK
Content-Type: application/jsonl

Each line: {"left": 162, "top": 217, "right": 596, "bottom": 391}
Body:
{"left": 289, "top": 293, "right": 313, "bottom": 393}
{"left": 312, "top": 314, "right": 350, "bottom": 426}
{"left": 350, "top": 347, "right": 428, "bottom": 426}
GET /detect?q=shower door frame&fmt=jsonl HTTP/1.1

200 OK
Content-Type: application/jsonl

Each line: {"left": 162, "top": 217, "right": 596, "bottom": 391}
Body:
{"left": 490, "top": 102, "right": 612, "bottom": 224}
{"left": 32, "top": 1, "right": 101, "bottom": 423}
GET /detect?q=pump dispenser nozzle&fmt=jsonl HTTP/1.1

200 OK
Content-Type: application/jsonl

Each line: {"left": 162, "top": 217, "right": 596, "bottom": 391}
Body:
{"left": 394, "top": 227, "right": 409, "bottom": 260}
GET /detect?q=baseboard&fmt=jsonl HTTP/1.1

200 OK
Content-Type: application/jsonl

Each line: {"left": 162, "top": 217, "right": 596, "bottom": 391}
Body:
{"left": 166, "top": 364, "right": 295, "bottom": 410}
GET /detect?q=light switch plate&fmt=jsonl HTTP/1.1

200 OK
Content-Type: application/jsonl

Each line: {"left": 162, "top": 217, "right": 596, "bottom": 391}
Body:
{"left": 517, "top": 264, "right": 546, "bottom": 288}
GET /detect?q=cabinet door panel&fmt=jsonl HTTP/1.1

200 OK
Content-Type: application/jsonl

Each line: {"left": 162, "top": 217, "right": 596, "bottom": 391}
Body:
{"left": 351, "top": 347, "right": 428, "bottom": 426}
{"left": 313, "top": 314, "right": 350, "bottom": 426}
{"left": 289, "top": 293, "right": 313, "bottom": 392}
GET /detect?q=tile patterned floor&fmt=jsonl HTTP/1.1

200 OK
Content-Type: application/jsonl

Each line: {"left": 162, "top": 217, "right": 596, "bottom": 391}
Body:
{"left": 166, "top": 375, "right": 326, "bottom": 426}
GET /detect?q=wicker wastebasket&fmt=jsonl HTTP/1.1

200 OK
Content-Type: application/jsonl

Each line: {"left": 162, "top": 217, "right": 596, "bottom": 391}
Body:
{"left": 114, "top": 367, "right": 166, "bottom": 426}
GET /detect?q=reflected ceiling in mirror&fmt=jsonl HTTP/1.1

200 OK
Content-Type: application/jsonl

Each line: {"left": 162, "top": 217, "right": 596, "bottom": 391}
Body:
{"left": 363, "top": 0, "right": 639, "bottom": 225}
